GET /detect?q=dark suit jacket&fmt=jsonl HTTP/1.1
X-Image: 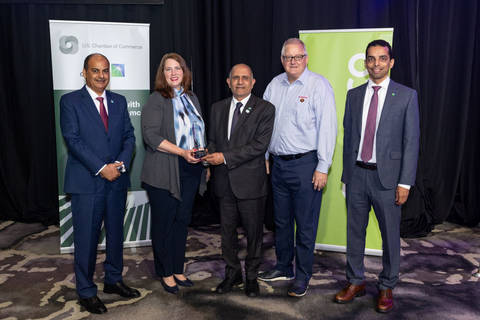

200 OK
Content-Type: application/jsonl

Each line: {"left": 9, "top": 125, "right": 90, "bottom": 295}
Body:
{"left": 207, "top": 94, "right": 275, "bottom": 200}
{"left": 342, "top": 80, "right": 420, "bottom": 189}
{"left": 60, "top": 85, "right": 135, "bottom": 194}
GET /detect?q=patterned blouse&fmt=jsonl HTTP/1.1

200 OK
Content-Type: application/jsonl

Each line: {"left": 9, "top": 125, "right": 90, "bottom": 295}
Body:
{"left": 172, "top": 88, "right": 205, "bottom": 150}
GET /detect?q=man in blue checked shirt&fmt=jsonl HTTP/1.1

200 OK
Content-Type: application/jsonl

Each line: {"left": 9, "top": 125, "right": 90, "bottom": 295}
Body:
{"left": 258, "top": 38, "right": 337, "bottom": 298}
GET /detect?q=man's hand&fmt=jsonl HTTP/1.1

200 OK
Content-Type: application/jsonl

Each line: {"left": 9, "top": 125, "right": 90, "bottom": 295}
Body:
{"left": 312, "top": 171, "right": 327, "bottom": 191}
{"left": 206, "top": 167, "right": 211, "bottom": 182}
{"left": 202, "top": 152, "right": 224, "bottom": 166}
{"left": 99, "top": 163, "right": 122, "bottom": 181}
{"left": 395, "top": 186, "right": 410, "bottom": 206}
{"left": 265, "top": 159, "right": 270, "bottom": 175}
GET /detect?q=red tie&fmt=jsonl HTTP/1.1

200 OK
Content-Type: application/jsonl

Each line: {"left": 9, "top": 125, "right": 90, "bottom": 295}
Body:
{"left": 96, "top": 97, "right": 108, "bottom": 132}
{"left": 361, "top": 86, "right": 381, "bottom": 162}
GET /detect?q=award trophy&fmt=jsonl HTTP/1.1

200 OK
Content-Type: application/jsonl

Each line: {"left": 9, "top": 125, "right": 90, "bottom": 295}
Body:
{"left": 192, "top": 121, "right": 208, "bottom": 166}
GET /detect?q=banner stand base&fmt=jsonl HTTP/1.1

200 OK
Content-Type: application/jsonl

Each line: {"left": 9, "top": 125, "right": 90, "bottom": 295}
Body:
{"left": 315, "top": 243, "right": 383, "bottom": 257}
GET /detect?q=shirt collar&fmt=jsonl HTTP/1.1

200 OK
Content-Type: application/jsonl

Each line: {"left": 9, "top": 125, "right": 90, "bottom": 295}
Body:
{"left": 232, "top": 94, "right": 251, "bottom": 107}
{"left": 174, "top": 87, "right": 184, "bottom": 97}
{"left": 85, "top": 85, "right": 106, "bottom": 101}
{"left": 367, "top": 76, "right": 390, "bottom": 90}
{"left": 281, "top": 67, "right": 309, "bottom": 85}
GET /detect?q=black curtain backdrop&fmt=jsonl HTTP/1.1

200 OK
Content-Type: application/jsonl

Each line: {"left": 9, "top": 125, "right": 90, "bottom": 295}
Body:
{"left": 0, "top": 0, "right": 478, "bottom": 236}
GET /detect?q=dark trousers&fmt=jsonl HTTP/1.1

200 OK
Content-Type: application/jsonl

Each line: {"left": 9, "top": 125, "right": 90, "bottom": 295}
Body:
{"left": 145, "top": 157, "right": 202, "bottom": 278}
{"left": 71, "top": 186, "right": 126, "bottom": 299}
{"left": 219, "top": 183, "right": 266, "bottom": 280}
{"left": 271, "top": 152, "right": 323, "bottom": 283}
{"left": 345, "top": 165, "right": 401, "bottom": 290}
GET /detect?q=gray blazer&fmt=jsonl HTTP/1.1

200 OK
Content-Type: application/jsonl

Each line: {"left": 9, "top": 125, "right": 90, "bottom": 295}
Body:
{"left": 342, "top": 80, "right": 420, "bottom": 189}
{"left": 140, "top": 91, "right": 203, "bottom": 201}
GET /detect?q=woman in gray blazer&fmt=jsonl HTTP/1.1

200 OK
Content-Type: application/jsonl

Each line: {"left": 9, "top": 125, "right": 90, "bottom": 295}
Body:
{"left": 141, "top": 53, "right": 205, "bottom": 294}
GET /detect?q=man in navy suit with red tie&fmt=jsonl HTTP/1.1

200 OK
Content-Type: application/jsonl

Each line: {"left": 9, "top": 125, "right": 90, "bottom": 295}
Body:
{"left": 60, "top": 53, "right": 139, "bottom": 314}
{"left": 334, "top": 40, "right": 420, "bottom": 313}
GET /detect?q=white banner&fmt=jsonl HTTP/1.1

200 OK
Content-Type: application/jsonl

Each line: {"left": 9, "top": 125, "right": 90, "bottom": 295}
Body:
{"left": 49, "top": 20, "right": 151, "bottom": 253}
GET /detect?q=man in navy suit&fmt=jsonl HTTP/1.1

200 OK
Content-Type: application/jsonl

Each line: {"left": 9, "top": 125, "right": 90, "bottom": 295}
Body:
{"left": 203, "top": 64, "right": 275, "bottom": 297}
{"left": 334, "top": 40, "right": 420, "bottom": 313}
{"left": 60, "top": 53, "right": 139, "bottom": 314}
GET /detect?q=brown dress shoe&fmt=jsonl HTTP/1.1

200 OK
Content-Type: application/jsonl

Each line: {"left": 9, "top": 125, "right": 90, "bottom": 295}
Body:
{"left": 376, "top": 289, "right": 393, "bottom": 313}
{"left": 334, "top": 282, "right": 366, "bottom": 303}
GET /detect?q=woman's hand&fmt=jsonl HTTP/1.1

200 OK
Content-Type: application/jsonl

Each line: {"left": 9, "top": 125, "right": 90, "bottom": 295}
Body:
{"left": 182, "top": 148, "right": 200, "bottom": 164}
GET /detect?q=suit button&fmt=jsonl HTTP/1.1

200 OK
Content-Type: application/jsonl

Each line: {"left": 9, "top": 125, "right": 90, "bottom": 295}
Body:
{"left": 107, "top": 156, "right": 111, "bottom": 160}
{"left": 108, "top": 138, "right": 110, "bottom": 142}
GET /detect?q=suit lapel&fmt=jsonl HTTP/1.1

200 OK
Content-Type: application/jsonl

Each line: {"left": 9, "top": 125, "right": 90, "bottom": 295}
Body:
{"left": 219, "top": 99, "right": 231, "bottom": 142}
{"left": 80, "top": 86, "right": 108, "bottom": 135}
{"left": 105, "top": 91, "right": 117, "bottom": 136}
{"left": 378, "top": 80, "right": 398, "bottom": 131}
{"left": 231, "top": 95, "right": 255, "bottom": 138}
{"left": 355, "top": 84, "right": 368, "bottom": 136}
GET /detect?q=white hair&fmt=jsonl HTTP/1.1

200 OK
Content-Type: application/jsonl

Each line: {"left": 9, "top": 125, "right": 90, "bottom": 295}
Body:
{"left": 281, "top": 38, "right": 308, "bottom": 57}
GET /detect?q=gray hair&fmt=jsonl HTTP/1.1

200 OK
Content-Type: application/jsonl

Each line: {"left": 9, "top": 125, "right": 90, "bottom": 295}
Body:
{"left": 280, "top": 38, "right": 308, "bottom": 57}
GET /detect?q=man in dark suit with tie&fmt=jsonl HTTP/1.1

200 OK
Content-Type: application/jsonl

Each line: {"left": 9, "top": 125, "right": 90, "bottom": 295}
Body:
{"left": 202, "top": 64, "right": 275, "bottom": 297}
{"left": 60, "top": 53, "right": 139, "bottom": 314}
{"left": 334, "top": 40, "right": 420, "bottom": 313}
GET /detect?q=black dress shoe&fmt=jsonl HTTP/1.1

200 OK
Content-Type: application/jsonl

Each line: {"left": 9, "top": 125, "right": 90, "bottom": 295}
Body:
{"left": 79, "top": 295, "right": 107, "bottom": 314}
{"left": 104, "top": 281, "right": 141, "bottom": 298}
{"left": 161, "top": 278, "right": 179, "bottom": 294}
{"left": 245, "top": 279, "right": 260, "bottom": 297}
{"left": 174, "top": 275, "right": 194, "bottom": 287}
{"left": 215, "top": 276, "right": 243, "bottom": 294}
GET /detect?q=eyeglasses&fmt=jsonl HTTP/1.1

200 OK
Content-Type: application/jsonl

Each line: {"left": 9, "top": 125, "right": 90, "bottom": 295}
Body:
{"left": 282, "top": 54, "right": 307, "bottom": 62}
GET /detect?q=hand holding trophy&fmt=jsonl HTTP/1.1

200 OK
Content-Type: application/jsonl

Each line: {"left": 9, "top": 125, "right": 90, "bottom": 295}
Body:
{"left": 192, "top": 121, "right": 209, "bottom": 167}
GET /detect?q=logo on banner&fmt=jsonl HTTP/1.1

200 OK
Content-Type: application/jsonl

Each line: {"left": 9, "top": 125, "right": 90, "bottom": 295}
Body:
{"left": 111, "top": 64, "right": 125, "bottom": 77}
{"left": 347, "top": 53, "right": 368, "bottom": 89}
{"left": 59, "top": 35, "right": 79, "bottom": 55}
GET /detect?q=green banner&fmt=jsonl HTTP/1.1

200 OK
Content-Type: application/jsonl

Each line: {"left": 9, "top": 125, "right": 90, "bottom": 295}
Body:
{"left": 300, "top": 28, "right": 394, "bottom": 255}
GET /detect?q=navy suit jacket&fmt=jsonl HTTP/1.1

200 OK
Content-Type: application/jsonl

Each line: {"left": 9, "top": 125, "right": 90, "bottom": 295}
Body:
{"left": 342, "top": 80, "right": 420, "bottom": 189}
{"left": 207, "top": 94, "right": 275, "bottom": 199}
{"left": 60, "top": 85, "right": 135, "bottom": 194}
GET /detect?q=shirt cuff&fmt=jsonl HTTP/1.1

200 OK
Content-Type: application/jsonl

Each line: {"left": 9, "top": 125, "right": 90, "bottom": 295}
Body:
{"left": 96, "top": 164, "right": 107, "bottom": 176}
{"left": 315, "top": 161, "right": 330, "bottom": 175}
{"left": 398, "top": 184, "right": 411, "bottom": 190}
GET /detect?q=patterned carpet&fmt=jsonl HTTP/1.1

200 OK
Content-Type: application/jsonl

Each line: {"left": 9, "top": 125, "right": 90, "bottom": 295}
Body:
{"left": 0, "top": 220, "right": 479, "bottom": 320}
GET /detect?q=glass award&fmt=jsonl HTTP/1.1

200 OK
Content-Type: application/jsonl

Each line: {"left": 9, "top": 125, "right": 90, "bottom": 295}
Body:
{"left": 192, "top": 121, "right": 207, "bottom": 159}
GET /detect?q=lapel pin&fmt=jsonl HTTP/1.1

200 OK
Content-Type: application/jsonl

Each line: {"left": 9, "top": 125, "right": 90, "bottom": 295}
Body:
{"left": 392, "top": 93, "right": 395, "bottom": 96}
{"left": 111, "top": 100, "right": 114, "bottom": 103}
{"left": 246, "top": 106, "right": 252, "bottom": 114}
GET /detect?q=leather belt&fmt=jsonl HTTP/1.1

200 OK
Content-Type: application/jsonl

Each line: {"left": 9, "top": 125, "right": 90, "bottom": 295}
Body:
{"left": 356, "top": 161, "right": 377, "bottom": 170}
{"left": 275, "top": 150, "right": 316, "bottom": 161}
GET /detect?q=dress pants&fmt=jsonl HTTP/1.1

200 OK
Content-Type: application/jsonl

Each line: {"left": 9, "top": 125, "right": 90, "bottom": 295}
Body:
{"left": 345, "top": 165, "right": 401, "bottom": 290}
{"left": 271, "top": 152, "right": 323, "bottom": 283}
{"left": 71, "top": 185, "right": 126, "bottom": 299}
{"left": 145, "top": 157, "right": 203, "bottom": 278}
{"left": 219, "top": 182, "right": 266, "bottom": 280}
